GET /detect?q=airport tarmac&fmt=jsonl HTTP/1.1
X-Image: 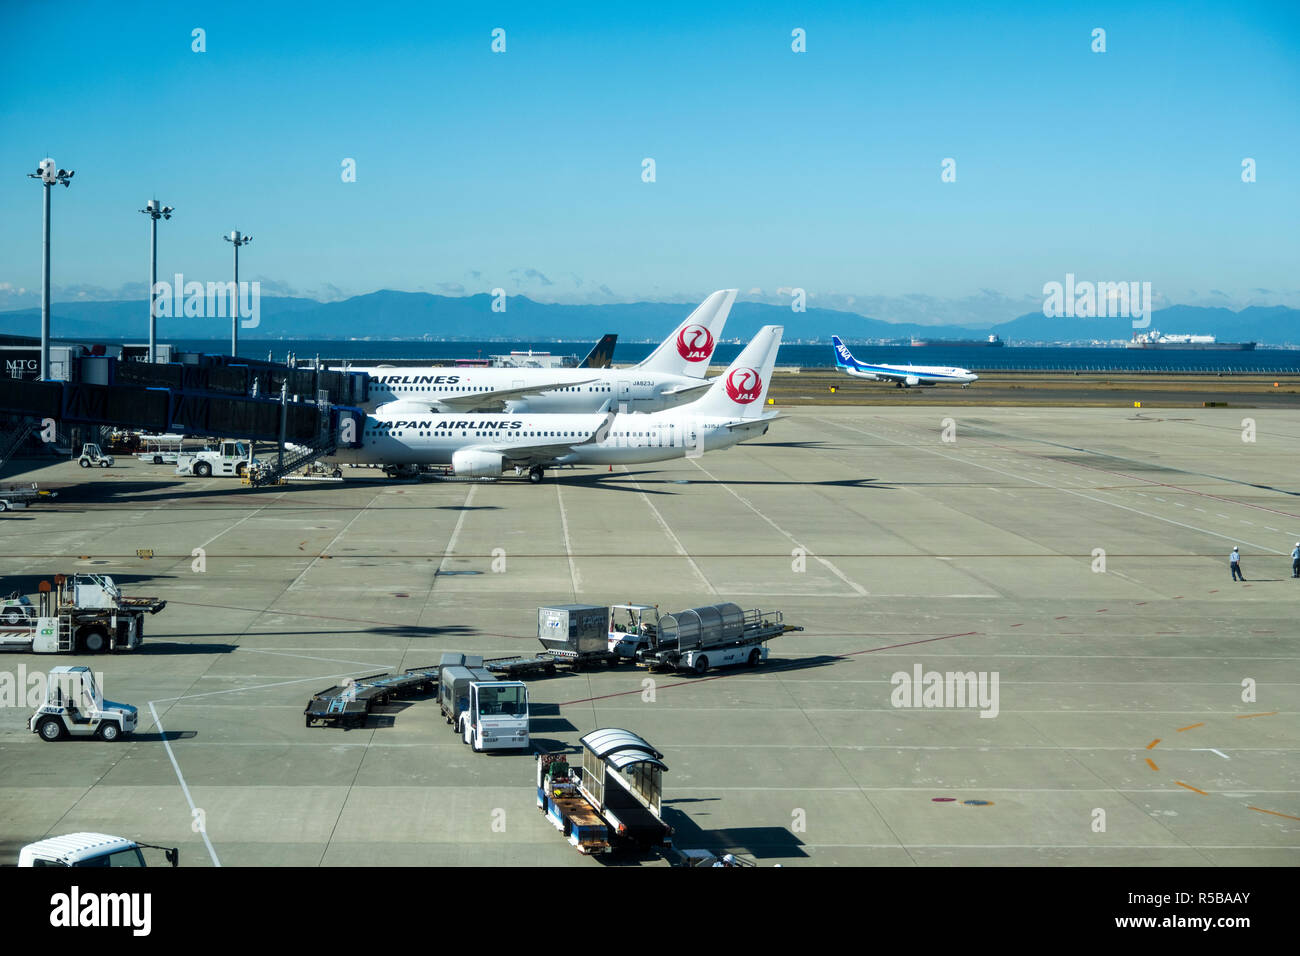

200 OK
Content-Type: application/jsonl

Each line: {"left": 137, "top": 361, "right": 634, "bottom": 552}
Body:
{"left": 0, "top": 405, "right": 1297, "bottom": 867}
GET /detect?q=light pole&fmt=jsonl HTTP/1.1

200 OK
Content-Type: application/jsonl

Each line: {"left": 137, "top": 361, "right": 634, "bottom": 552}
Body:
{"left": 223, "top": 230, "right": 252, "bottom": 357}
{"left": 27, "top": 158, "right": 74, "bottom": 381}
{"left": 139, "top": 200, "right": 173, "bottom": 364}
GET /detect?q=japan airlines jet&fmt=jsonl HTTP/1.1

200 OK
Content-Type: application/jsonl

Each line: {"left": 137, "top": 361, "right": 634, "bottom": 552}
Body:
{"left": 333, "top": 325, "right": 783, "bottom": 483}
{"left": 831, "top": 336, "right": 978, "bottom": 387}
{"left": 348, "top": 290, "right": 737, "bottom": 416}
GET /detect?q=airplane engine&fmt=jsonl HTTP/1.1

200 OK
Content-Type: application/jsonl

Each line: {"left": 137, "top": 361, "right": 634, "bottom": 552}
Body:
{"left": 904, "top": 375, "right": 920, "bottom": 387}
{"left": 452, "top": 449, "right": 505, "bottom": 478}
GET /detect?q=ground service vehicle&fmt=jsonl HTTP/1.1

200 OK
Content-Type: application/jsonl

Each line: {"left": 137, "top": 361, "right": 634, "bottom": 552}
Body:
{"left": 0, "top": 574, "right": 166, "bottom": 653}
{"left": 175, "top": 440, "right": 258, "bottom": 477}
{"left": 537, "top": 728, "right": 673, "bottom": 855}
{"left": 459, "top": 676, "right": 529, "bottom": 751}
{"left": 636, "top": 602, "right": 801, "bottom": 673}
{"left": 29, "top": 666, "right": 137, "bottom": 742}
{"left": 18, "top": 832, "right": 178, "bottom": 867}
{"left": 304, "top": 653, "right": 550, "bottom": 729}
{"left": 135, "top": 434, "right": 186, "bottom": 464}
{"left": 77, "top": 443, "right": 114, "bottom": 468}
{"left": 606, "top": 603, "right": 661, "bottom": 657}
{"left": 0, "top": 483, "right": 57, "bottom": 513}
{"left": 538, "top": 604, "right": 624, "bottom": 668}
{"left": 438, "top": 653, "right": 530, "bottom": 751}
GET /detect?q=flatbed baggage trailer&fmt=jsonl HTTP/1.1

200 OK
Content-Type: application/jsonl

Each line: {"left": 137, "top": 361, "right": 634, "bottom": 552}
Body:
{"left": 0, "top": 483, "right": 57, "bottom": 513}
{"left": 482, "top": 654, "right": 559, "bottom": 677}
{"left": 637, "top": 603, "right": 802, "bottom": 674}
{"left": 304, "top": 665, "right": 439, "bottom": 728}
{"left": 537, "top": 728, "right": 673, "bottom": 856}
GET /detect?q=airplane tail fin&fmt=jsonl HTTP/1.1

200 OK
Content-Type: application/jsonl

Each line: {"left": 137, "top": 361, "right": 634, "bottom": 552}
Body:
{"left": 578, "top": 333, "right": 617, "bottom": 369}
{"left": 690, "top": 325, "right": 783, "bottom": 420}
{"left": 633, "top": 289, "right": 736, "bottom": 378}
{"left": 831, "top": 335, "right": 858, "bottom": 369}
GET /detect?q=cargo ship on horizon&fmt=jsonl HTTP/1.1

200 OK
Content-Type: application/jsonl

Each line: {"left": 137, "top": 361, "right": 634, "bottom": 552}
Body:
{"left": 1126, "top": 331, "right": 1256, "bottom": 351}
{"left": 910, "top": 333, "right": 1004, "bottom": 347}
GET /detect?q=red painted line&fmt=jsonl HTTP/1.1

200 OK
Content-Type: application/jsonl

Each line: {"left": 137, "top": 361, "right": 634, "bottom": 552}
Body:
{"left": 1175, "top": 781, "right": 1208, "bottom": 795}
{"left": 1054, "top": 616, "right": 1068, "bottom": 620}
{"left": 1135, "top": 602, "right": 1148, "bottom": 606}
{"left": 1145, "top": 758, "right": 1159, "bottom": 771}
{"left": 1010, "top": 623, "right": 1024, "bottom": 628}
{"left": 1096, "top": 608, "right": 1108, "bottom": 613}
{"left": 1235, "top": 712, "right": 1277, "bottom": 719}
{"left": 1146, "top": 739, "right": 1161, "bottom": 750}
{"left": 1249, "top": 806, "right": 1300, "bottom": 821}
{"left": 1176, "top": 722, "right": 1204, "bottom": 732}
{"left": 556, "top": 630, "right": 980, "bottom": 707}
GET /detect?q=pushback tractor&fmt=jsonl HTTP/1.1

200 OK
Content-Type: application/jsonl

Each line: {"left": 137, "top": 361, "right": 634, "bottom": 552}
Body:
{"left": 29, "top": 666, "right": 137, "bottom": 742}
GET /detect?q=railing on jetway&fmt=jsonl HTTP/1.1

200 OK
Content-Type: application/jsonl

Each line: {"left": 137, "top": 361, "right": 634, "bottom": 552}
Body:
{"left": 0, "top": 375, "right": 368, "bottom": 448}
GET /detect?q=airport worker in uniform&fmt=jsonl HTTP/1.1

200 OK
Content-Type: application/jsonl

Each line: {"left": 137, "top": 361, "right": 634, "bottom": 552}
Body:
{"left": 1230, "top": 546, "right": 1245, "bottom": 582}
{"left": 1291, "top": 543, "right": 1300, "bottom": 579}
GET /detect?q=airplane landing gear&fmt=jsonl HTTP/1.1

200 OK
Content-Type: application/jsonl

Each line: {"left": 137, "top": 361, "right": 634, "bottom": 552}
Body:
{"left": 528, "top": 466, "right": 545, "bottom": 484}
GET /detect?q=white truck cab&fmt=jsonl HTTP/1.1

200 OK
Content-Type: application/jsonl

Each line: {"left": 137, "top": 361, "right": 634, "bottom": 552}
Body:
{"left": 18, "top": 832, "right": 178, "bottom": 867}
{"left": 460, "top": 679, "right": 530, "bottom": 752}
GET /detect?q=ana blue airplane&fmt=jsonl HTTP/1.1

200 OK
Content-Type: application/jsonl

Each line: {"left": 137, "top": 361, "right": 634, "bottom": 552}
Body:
{"left": 831, "top": 335, "right": 978, "bottom": 387}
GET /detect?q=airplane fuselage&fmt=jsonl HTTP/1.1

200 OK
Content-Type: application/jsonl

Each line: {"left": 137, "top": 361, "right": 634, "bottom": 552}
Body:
{"left": 841, "top": 363, "right": 978, "bottom": 387}
{"left": 351, "top": 367, "right": 710, "bottom": 413}
{"left": 333, "top": 409, "right": 771, "bottom": 468}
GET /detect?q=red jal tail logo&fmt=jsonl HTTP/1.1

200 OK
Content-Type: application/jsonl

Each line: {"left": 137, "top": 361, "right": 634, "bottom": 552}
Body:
{"left": 725, "top": 367, "right": 762, "bottom": 404}
{"left": 676, "top": 324, "right": 715, "bottom": 362}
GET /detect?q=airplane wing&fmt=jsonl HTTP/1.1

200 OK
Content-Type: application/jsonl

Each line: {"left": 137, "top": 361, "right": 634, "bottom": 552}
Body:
{"left": 475, "top": 409, "right": 618, "bottom": 467}
{"left": 660, "top": 380, "right": 713, "bottom": 400}
{"left": 724, "top": 412, "right": 780, "bottom": 430}
{"left": 380, "top": 377, "right": 604, "bottom": 413}
{"left": 850, "top": 367, "right": 920, "bottom": 385}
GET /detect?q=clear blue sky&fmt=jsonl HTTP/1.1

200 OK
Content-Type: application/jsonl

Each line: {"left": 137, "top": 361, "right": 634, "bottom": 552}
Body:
{"left": 1, "top": 1, "right": 1297, "bottom": 324}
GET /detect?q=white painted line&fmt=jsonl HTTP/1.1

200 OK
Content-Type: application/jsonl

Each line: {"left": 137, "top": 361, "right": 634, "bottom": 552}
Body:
{"left": 816, "top": 418, "right": 1288, "bottom": 556}
{"left": 688, "top": 458, "right": 868, "bottom": 595}
{"left": 242, "top": 647, "right": 393, "bottom": 669}
{"left": 1191, "top": 748, "right": 1231, "bottom": 759}
{"left": 147, "top": 701, "right": 222, "bottom": 867}
{"left": 620, "top": 467, "right": 715, "bottom": 595}
{"left": 438, "top": 483, "right": 476, "bottom": 574}
{"left": 555, "top": 483, "right": 581, "bottom": 597}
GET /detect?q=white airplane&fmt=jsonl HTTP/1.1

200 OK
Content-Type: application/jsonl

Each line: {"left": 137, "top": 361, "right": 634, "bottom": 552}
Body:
{"left": 832, "top": 335, "right": 978, "bottom": 387}
{"left": 333, "top": 325, "right": 784, "bottom": 483}
{"left": 346, "top": 290, "right": 737, "bottom": 415}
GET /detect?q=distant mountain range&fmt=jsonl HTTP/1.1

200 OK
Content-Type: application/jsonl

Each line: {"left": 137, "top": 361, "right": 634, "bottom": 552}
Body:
{"left": 2, "top": 292, "right": 1297, "bottom": 346}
